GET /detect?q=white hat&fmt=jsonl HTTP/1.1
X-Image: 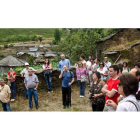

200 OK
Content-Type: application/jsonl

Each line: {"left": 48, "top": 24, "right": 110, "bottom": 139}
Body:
{"left": 25, "top": 62, "right": 29, "bottom": 66}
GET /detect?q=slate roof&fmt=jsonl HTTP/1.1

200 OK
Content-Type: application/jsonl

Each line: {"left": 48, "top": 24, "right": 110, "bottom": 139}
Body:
{"left": 0, "top": 55, "right": 26, "bottom": 66}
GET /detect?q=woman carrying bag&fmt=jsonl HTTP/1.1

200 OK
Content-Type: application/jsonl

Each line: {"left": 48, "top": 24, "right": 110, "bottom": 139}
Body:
{"left": 89, "top": 72, "right": 105, "bottom": 111}
{"left": 43, "top": 58, "right": 53, "bottom": 93}
{"left": 76, "top": 62, "right": 87, "bottom": 97}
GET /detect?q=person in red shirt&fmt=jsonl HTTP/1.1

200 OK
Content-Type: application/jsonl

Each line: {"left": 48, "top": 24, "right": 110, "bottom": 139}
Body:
{"left": 7, "top": 67, "right": 16, "bottom": 101}
{"left": 101, "top": 65, "right": 119, "bottom": 111}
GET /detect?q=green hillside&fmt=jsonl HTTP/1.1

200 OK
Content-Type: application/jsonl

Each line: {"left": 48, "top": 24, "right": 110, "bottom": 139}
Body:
{"left": 0, "top": 28, "right": 69, "bottom": 44}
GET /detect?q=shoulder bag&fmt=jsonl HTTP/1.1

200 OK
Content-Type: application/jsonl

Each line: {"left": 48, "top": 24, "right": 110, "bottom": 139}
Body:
{"left": 78, "top": 68, "right": 86, "bottom": 82}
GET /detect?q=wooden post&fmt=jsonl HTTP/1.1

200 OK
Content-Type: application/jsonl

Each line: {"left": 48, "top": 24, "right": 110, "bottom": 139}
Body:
{"left": 114, "top": 54, "right": 121, "bottom": 64}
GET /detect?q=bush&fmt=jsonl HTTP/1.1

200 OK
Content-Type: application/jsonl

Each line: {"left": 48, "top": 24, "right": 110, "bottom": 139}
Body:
{"left": 27, "top": 55, "right": 34, "bottom": 65}
{"left": 51, "top": 40, "right": 58, "bottom": 45}
{"left": 0, "top": 53, "right": 4, "bottom": 58}
{"left": 4, "top": 44, "right": 8, "bottom": 48}
{"left": 9, "top": 44, "right": 13, "bottom": 47}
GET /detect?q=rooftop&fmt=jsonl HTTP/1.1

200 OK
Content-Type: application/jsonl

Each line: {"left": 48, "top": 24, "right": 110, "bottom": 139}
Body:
{"left": 0, "top": 55, "right": 26, "bottom": 66}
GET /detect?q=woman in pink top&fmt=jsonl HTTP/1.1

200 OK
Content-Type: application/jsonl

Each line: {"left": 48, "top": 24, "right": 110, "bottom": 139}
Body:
{"left": 43, "top": 58, "right": 53, "bottom": 93}
{"left": 7, "top": 67, "right": 16, "bottom": 101}
{"left": 76, "top": 62, "right": 87, "bottom": 97}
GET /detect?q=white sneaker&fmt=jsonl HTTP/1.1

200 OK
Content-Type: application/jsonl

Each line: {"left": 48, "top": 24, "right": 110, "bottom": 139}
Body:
{"left": 80, "top": 95, "right": 82, "bottom": 97}
{"left": 81, "top": 96, "right": 84, "bottom": 98}
{"left": 51, "top": 91, "right": 53, "bottom": 93}
{"left": 48, "top": 91, "right": 50, "bottom": 93}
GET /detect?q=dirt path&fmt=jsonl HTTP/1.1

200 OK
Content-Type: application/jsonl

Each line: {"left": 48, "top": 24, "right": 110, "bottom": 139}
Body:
{"left": 0, "top": 85, "right": 92, "bottom": 112}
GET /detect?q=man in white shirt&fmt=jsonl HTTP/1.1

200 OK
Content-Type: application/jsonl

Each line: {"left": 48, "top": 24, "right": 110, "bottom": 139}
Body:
{"left": 104, "top": 57, "right": 112, "bottom": 80}
{"left": 86, "top": 56, "right": 92, "bottom": 86}
{"left": 88, "top": 58, "right": 95, "bottom": 85}
{"left": 86, "top": 56, "right": 92, "bottom": 68}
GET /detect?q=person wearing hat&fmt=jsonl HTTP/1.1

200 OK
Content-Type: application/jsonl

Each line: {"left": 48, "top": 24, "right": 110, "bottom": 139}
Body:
{"left": 20, "top": 62, "right": 37, "bottom": 99}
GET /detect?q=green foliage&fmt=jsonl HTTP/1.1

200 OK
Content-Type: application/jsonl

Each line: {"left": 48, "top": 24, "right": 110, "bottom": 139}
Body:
{"left": 27, "top": 55, "right": 34, "bottom": 65}
{"left": 52, "top": 29, "right": 103, "bottom": 64}
{"left": 9, "top": 44, "right": 13, "bottom": 47}
{"left": 105, "top": 28, "right": 120, "bottom": 36}
{"left": 52, "top": 29, "right": 62, "bottom": 45}
{"left": 0, "top": 28, "right": 69, "bottom": 45}
{"left": 0, "top": 53, "right": 4, "bottom": 58}
{"left": 4, "top": 44, "right": 8, "bottom": 48}
{"left": 30, "top": 35, "right": 38, "bottom": 41}
{"left": 38, "top": 36, "right": 42, "bottom": 43}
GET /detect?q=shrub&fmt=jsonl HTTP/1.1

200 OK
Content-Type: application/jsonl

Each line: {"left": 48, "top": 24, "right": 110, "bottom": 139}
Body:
{"left": 9, "top": 44, "right": 13, "bottom": 47}
{"left": 0, "top": 53, "right": 4, "bottom": 58}
{"left": 27, "top": 55, "right": 34, "bottom": 65}
{"left": 4, "top": 44, "right": 8, "bottom": 48}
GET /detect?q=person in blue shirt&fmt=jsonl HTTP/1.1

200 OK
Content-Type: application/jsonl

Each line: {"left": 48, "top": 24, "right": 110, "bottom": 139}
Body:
{"left": 58, "top": 54, "right": 71, "bottom": 73}
{"left": 59, "top": 65, "right": 74, "bottom": 109}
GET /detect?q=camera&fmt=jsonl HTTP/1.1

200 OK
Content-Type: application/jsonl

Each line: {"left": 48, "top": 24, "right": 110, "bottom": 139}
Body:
{"left": 88, "top": 89, "right": 94, "bottom": 99}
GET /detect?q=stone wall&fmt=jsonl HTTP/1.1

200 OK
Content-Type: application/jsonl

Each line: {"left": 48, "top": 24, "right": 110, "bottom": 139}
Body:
{"left": 6, "top": 67, "right": 77, "bottom": 96}
{"left": 96, "top": 29, "right": 140, "bottom": 61}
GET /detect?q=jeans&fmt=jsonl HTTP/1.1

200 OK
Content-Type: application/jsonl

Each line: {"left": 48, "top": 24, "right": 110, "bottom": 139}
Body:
{"left": 44, "top": 74, "right": 52, "bottom": 91}
{"left": 10, "top": 81, "right": 16, "bottom": 99}
{"left": 1, "top": 101, "right": 11, "bottom": 111}
{"left": 77, "top": 80, "right": 86, "bottom": 96}
{"left": 27, "top": 88, "right": 38, "bottom": 109}
{"left": 62, "top": 87, "right": 71, "bottom": 107}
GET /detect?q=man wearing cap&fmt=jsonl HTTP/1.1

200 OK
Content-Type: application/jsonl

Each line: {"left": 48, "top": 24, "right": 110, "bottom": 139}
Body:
{"left": 24, "top": 68, "right": 39, "bottom": 110}
{"left": 20, "top": 62, "right": 37, "bottom": 99}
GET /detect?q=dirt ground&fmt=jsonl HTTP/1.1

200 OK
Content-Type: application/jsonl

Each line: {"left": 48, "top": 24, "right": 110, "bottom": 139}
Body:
{"left": 0, "top": 84, "right": 92, "bottom": 112}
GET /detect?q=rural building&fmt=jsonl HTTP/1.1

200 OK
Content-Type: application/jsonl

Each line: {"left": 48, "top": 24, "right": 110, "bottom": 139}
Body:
{"left": 44, "top": 51, "right": 56, "bottom": 59}
{"left": 96, "top": 28, "right": 140, "bottom": 67}
{"left": 17, "top": 53, "right": 31, "bottom": 61}
{"left": 0, "top": 55, "right": 26, "bottom": 73}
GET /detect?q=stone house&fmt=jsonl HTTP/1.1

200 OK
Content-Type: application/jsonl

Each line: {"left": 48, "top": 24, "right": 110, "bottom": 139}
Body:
{"left": 96, "top": 28, "right": 140, "bottom": 67}
{"left": 17, "top": 53, "right": 31, "bottom": 61}
{"left": 0, "top": 55, "right": 26, "bottom": 73}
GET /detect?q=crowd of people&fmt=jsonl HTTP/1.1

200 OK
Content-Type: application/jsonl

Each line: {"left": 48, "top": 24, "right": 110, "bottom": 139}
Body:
{"left": 0, "top": 53, "right": 140, "bottom": 112}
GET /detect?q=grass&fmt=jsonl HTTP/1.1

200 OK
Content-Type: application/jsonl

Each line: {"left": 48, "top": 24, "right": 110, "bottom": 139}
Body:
{"left": 0, "top": 28, "right": 69, "bottom": 45}
{"left": 0, "top": 85, "right": 92, "bottom": 112}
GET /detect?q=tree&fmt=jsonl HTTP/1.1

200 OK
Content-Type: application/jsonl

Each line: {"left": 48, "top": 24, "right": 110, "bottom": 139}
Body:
{"left": 27, "top": 55, "right": 34, "bottom": 65}
{"left": 38, "top": 36, "right": 42, "bottom": 43}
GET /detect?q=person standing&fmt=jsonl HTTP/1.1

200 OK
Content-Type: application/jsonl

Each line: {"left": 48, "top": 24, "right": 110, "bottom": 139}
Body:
{"left": 97, "top": 62, "right": 108, "bottom": 82}
{"left": 101, "top": 65, "right": 120, "bottom": 111}
{"left": 122, "top": 62, "right": 130, "bottom": 74}
{"left": 92, "top": 58, "right": 100, "bottom": 73}
{"left": 43, "top": 58, "right": 53, "bottom": 93}
{"left": 80, "top": 56, "right": 87, "bottom": 68}
{"left": 89, "top": 72, "right": 105, "bottom": 111}
{"left": 20, "top": 62, "right": 36, "bottom": 99}
{"left": 24, "top": 69, "right": 39, "bottom": 110}
{"left": 86, "top": 56, "right": 92, "bottom": 86}
{"left": 88, "top": 58, "right": 95, "bottom": 86}
{"left": 0, "top": 79, "right": 11, "bottom": 111}
{"left": 104, "top": 57, "right": 112, "bottom": 80}
{"left": 59, "top": 65, "right": 74, "bottom": 109}
{"left": 7, "top": 67, "right": 16, "bottom": 101}
{"left": 76, "top": 62, "right": 87, "bottom": 97}
{"left": 106, "top": 74, "right": 140, "bottom": 111}
{"left": 86, "top": 56, "right": 92, "bottom": 68}
{"left": 58, "top": 54, "right": 71, "bottom": 73}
